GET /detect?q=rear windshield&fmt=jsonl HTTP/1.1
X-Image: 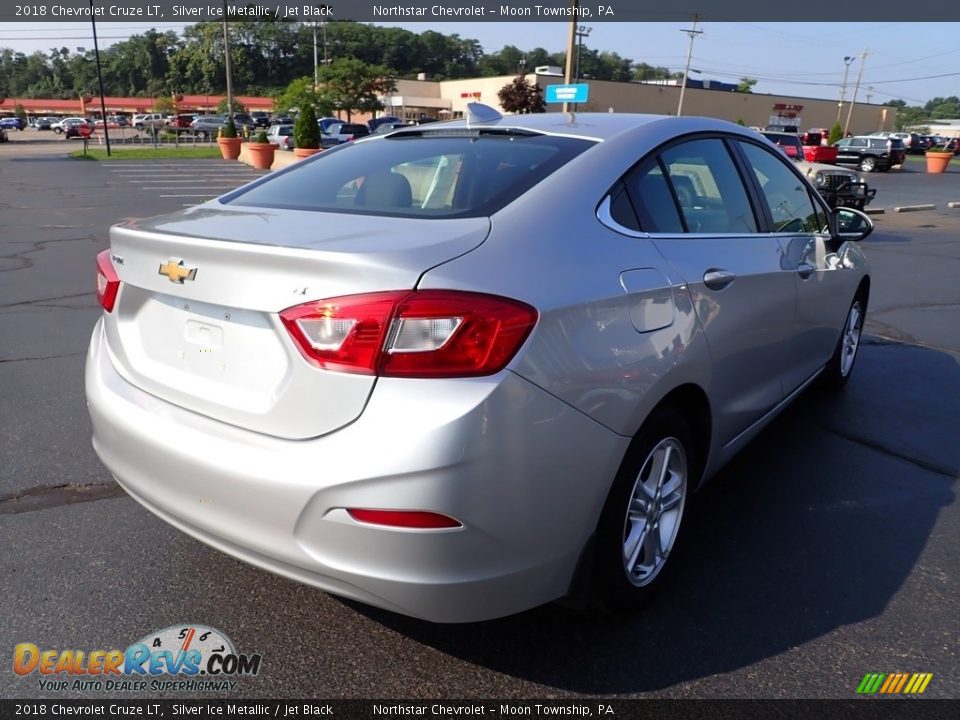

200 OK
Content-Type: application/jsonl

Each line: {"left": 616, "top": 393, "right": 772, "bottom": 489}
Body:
{"left": 225, "top": 131, "right": 595, "bottom": 218}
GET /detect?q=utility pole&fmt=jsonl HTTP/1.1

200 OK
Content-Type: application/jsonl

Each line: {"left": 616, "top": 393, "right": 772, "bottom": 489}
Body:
{"left": 677, "top": 15, "right": 703, "bottom": 117}
{"left": 844, "top": 49, "right": 869, "bottom": 136}
{"left": 837, "top": 55, "right": 854, "bottom": 123}
{"left": 562, "top": 1, "right": 579, "bottom": 113}
{"left": 90, "top": 0, "right": 111, "bottom": 156}
{"left": 223, "top": 0, "right": 234, "bottom": 118}
{"left": 313, "top": 22, "right": 319, "bottom": 90}
{"left": 866, "top": 86, "right": 874, "bottom": 104}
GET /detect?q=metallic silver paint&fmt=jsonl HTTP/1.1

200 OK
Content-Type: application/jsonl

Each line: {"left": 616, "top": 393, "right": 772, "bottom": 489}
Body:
{"left": 86, "top": 112, "right": 870, "bottom": 621}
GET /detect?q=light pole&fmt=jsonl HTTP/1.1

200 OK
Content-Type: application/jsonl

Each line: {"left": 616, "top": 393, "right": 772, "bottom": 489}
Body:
{"left": 574, "top": 25, "right": 592, "bottom": 83}
{"left": 844, "top": 49, "right": 869, "bottom": 137}
{"left": 89, "top": 1, "right": 111, "bottom": 155}
{"left": 677, "top": 15, "right": 703, "bottom": 117}
{"left": 837, "top": 55, "right": 854, "bottom": 123}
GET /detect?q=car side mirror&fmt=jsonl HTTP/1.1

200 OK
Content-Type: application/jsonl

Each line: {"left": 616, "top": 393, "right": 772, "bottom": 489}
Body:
{"left": 829, "top": 207, "right": 874, "bottom": 242}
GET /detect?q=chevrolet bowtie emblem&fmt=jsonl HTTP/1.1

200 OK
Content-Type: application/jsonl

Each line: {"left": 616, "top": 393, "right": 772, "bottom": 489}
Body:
{"left": 158, "top": 258, "right": 197, "bottom": 284}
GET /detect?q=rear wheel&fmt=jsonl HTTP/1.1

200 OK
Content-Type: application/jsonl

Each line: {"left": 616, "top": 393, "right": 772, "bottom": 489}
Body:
{"left": 594, "top": 406, "right": 697, "bottom": 611}
{"left": 859, "top": 156, "right": 877, "bottom": 172}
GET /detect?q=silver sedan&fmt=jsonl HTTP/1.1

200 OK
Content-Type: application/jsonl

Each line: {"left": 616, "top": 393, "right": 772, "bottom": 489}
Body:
{"left": 86, "top": 106, "right": 872, "bottom": 622}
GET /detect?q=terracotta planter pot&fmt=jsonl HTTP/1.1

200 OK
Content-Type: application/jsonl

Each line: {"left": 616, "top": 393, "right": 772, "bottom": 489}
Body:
{"left": 294, "top": 147, "right": 322, "bottom": 159}
{"left": 247, "top": 142, "right": 278, "bottom": 170}
{"left": 217, "top": 136, "right": 243, "bottom": 160}
{"left": 925, "top": 151, "right": 953, "bottom": 174}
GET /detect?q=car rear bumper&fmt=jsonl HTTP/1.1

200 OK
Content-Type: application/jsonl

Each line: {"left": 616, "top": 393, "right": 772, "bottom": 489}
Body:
{"left": 86, "top": 319, "right": 628, "bottom": 622}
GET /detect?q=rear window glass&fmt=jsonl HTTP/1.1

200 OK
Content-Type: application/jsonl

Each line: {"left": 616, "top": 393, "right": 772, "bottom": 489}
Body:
{"left": 226, "top": 132, "right": 595, "bottom": 218}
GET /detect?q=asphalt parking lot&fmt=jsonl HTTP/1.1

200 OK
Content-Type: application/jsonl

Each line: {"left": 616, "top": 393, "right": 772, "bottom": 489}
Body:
{"left": 1, "top": 146, "right": 958, "bottom": 701}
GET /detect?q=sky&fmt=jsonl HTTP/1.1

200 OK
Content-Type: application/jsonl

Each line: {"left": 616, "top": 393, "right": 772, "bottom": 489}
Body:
{"left": 1, "top": 21, "right": 958, "bottom": 107}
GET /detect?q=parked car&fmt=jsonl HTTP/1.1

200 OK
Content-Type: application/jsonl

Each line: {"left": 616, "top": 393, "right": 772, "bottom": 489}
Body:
{"left": 52, "top": 117, "right": 89, "bottom": 134}
{"left": 368, "top": 115, "right": 404, "bottom": 131}
{"left": 762, "top": 131, "right": 874, "bottom": 209}
{"left": 868, "top": 131, "right": 925, "bottom": 154}
{"left": 324, "top": 122, "right": 371, "bottom": 144}
{"left": 251, "top": 111, "right": 272, "bottom": 128}
{"left": 109, "top": 115, "right": 130, "bottom": 128}
{"left": 167, "top": 114, "right": 197, "bottom": 129}
{"left": 0, "top": 126, "right": 7, "bottom": 143}
{"left": 318, "top": 116, "right": 341, "bottom": 132}
{"left": 270, "top": 115, "right": 295, "bottom": 126}
{"left": 231, "top": 113, "right": 258, "bottom": 135}
{"left": 373, "top": 122, "right": 414, "bottom": 134}
{"left": 266, "top": 124, "right": 295, "bottom": 151}
{"left": 834, "top": 136, "right": 906, "bottom": 172}
{"left": 132, "top": 113, "right": 166, "bottom": 130}
{"left": 34, "top": 116, "right": 57, "bottom": 130}
{"left": 190, "top": 115, "right": 227, "bottom": 139}
{"left": 87, "top": 108, "right": 873, "bottom": 623}
{"left": 0, "top": 116, "right": 27, "bottom": 131}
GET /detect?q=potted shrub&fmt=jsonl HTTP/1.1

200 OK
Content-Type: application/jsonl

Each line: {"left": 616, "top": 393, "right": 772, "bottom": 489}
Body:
{"left": 217, "top": 118, "right": 243, "bottom": 160}
{"left": 293, "top": 104, "right": 322, "bottom": 159}
{"left": 925, "top": 140, "right": 955, "bottom": 174}
{"left": 247, "top": 130, "right": 278, "bottom": 170}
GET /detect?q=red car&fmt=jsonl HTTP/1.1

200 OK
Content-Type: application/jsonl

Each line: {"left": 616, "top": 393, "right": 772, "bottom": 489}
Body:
{"left": 167, "top": 114, "right": 196, "bottom": 129}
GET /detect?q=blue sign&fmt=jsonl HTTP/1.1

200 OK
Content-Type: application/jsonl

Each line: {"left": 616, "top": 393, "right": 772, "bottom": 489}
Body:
{"left": 545, "top": 84, "right": 590, "bottom": 104}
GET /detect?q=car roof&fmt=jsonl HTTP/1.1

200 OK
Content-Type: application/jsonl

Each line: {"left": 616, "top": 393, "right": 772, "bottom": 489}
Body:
{"left": 390, "top": 110, "right": 731, "bottom": 143}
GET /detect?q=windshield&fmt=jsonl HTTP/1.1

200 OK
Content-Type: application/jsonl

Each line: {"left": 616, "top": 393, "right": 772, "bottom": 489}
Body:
{"left": 226, "top": 132, "right": 595, "bottom": 218}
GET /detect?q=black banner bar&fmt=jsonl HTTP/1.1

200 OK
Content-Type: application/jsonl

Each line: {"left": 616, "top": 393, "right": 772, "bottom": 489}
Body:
{"left": 0, "top": 700, "right": 957, "bottom": 720}
{"left": 0, "top": 1, "right": 950, "bottom": 23}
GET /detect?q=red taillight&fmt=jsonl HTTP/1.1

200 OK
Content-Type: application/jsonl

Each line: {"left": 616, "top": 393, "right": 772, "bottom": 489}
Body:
{"left": 347, "top": 509, "right": 462, "bottom": 529}
{"left": 96, "top": 249, "right": 120, "bottom": 313}
{"left": 279, "top": 290, "right": 537, "bottom": 378}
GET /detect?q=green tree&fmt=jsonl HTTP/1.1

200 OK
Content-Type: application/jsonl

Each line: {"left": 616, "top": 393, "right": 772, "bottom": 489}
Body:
{"left": 737, "top": 77, "right": 758, "bottom": 94}
{"left": 216, "top": 97, "right": 247, "bottom": 115}
{"left": 153, "top": 96, "right": 175, "bottom": 114}
{"left": 497, "top": 74, "right": 545, "bottom": 114}
{"left": 317, "top": 58, "right": 395, "bottom": 121}
{"left": 275, "top": 77, "right": 332, "bottom": 117}
{"left": 15, "top": 103, "right": 27, "bottom": 122}
{"left": 294, "top": 103, "right": 320, "bottom": 150}
{"left": 828, "top": 122, "right": 843, "bottom": 144}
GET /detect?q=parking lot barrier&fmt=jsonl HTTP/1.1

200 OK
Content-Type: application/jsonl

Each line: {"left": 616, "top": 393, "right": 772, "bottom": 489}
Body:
{"left": 893, "top": 204, "right": 936, "bottom": 213}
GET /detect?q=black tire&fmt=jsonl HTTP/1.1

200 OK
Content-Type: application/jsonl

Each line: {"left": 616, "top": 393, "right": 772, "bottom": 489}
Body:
{"left": 593, "top": 405, "right": 699, "bottom": 612}
{"left": 859, "top": 156, "right": 877, "bottom": 172}
{"left": 821, "top": 293, "right": 866, "bottom": 390}
{"left": 53, "top": 127, "right": 63, "bottom": 134}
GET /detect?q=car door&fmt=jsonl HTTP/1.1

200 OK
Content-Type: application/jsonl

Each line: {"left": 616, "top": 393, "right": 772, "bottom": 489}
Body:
{"left": 624, "top": 136, "right": 797, "bottom": 446}
{"left": 734, "top": 138, "right": 855, "bottom": 393}
{"left": 836, "top": 137, "right": 866, "bottom": 167}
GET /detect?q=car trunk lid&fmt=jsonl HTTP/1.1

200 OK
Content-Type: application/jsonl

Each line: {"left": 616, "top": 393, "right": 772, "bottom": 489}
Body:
{"left": 102, "top": 204, "right": 490, "bottom": 439}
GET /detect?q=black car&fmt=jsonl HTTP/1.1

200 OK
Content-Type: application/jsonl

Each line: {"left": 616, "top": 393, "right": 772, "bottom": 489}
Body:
{"left": 251, "top": 111, "right": 271, "bottom": 128}
{"left": 834, "top": 136, "right": 906, "bottom": 172}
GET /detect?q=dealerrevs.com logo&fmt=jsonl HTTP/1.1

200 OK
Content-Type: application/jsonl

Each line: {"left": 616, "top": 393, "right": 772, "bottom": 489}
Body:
{"left": 13, "top": 625, "right": 262, "bottom": 693}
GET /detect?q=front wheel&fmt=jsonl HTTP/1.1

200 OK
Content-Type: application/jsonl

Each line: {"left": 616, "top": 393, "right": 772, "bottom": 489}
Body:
{"left": 821, "top": 295, "right": 866, "bottom": 389}
{"left": 859, "top": 156, "right": 877, "bottom": 172}
{"left": 593, "top": 406, "right": 697, "bottom": 611}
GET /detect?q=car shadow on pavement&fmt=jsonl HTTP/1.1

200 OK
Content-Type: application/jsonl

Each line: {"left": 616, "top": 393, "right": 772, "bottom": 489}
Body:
{"left": 346, "top": 341, "right": 958, "bottom": 693}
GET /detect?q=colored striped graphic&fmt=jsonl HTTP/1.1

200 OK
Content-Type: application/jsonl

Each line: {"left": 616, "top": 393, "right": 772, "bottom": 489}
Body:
{"left": 857, "top": 673, "right": 932, "bottom": 694}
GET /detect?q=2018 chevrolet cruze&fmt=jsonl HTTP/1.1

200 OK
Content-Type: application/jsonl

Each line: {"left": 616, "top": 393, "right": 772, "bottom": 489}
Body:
{"left": 86, "top": 106, "right": 873, "bottom": 622}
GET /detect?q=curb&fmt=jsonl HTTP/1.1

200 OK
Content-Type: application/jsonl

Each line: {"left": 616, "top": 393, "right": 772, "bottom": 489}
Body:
{"left": 893, "top": 204, "right": 936, "bottom": 213}
{"left": 949, "top": 202, "right": 960, "bottom": 209}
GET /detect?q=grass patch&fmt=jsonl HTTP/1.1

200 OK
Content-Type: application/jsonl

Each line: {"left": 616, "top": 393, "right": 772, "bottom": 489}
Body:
{"left": 69, "top": 146, "right": 222, "bottom": 160}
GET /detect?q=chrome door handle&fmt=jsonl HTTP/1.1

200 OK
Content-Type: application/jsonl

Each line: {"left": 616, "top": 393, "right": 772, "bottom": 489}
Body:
{"left": 703, "top": 269, "right": 736, "bottom": 290}
{"left": 797, "top": 262, "right": 815, "bottom": 279}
